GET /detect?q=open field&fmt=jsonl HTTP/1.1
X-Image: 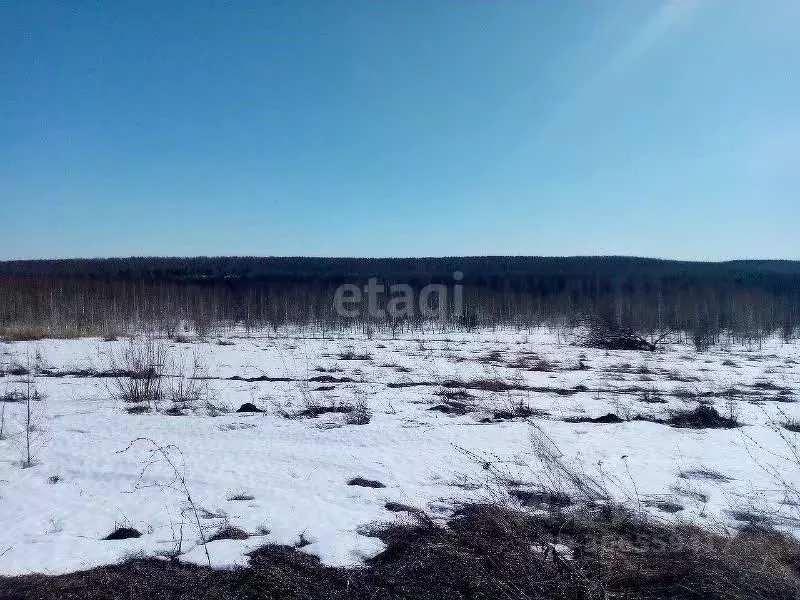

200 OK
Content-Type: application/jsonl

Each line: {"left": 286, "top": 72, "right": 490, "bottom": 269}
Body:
{"left": 0, "top": 327, "right": 798, "bottom": 578}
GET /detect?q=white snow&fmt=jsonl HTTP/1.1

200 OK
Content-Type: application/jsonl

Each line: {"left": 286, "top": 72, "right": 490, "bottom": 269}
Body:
{"left": 0, "top": 328, "right": 798, "bottom": 575}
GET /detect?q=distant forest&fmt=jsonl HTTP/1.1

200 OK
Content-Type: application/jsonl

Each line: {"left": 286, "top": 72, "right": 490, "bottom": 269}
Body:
{"left": 1, "top": 256, "right": 798, "bottom": 344}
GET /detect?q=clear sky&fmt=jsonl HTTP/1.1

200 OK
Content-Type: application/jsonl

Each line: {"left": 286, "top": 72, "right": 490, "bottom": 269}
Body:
{"left": 1, "top": 1, "right": 797, "bottom": 260}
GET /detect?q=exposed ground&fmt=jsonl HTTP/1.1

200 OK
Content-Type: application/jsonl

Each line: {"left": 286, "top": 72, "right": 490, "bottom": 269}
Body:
{"left": 0, "top": 327, "right": 798, "bottom": 579}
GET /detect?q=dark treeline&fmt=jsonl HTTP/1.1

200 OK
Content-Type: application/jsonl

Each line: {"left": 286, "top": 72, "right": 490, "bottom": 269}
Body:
{"left": 1, "top": 256, "right": 798, "bottom": 343}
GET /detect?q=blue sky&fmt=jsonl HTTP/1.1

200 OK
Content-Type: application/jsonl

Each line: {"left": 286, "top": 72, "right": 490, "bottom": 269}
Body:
{"left": 1, "top": 1, "right": 797, "bottom": 260}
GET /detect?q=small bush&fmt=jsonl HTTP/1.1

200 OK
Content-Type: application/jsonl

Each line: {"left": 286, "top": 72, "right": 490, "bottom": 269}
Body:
{"left": 583, "top": 318, "right": 658, "bottom": 351}
{"left": 108, "top": 337, "right": 167, "bottom": 411}
{"left": 168, "top": 352, "right": 210, "bottom": 413}
{"left": 344, "top": 398, "right": 372, "bottom": 425}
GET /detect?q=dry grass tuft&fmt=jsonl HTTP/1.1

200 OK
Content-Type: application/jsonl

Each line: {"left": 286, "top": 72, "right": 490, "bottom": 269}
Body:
{"left": 207, "top": 525, "right": 249, "bottom": 542}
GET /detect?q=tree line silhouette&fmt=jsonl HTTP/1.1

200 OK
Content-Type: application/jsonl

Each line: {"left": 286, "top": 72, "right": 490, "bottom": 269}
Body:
{"left": 0, "top": 256, "right": 797, "bottom": 345}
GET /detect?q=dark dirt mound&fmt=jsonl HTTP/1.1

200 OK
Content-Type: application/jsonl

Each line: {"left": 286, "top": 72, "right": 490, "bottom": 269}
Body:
{"left": 104, "top": 527, "right": 142, "bottom": 541}
{"left": 668, "top": 405, "right": 739, "bottom": 429}
{"left": 429, "top": 401, "right": 469, "bottom": 415}
{"left": 566, "top": 413, "right": 625, "bottom": 424}
{"left": 347, "top": 477, "right": 385, "bottom": 488}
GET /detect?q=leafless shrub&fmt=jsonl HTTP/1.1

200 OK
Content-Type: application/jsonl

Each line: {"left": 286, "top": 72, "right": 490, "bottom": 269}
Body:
{"left": 21, "top": 373, "right": 41, "bottom": 468}
{"left": 336, "top": 349, "right": 373, "bottom": 361}
{"left": 344, "top": 395, "right": 372, "bottom": 425}
{"left": 107, "top": 337, "right": 168, "bottom": 412}
{"left": 6, "top": 352, "right": 48, "bottom": 469}
{"left": 581, "top": 314, "right": 671, "bottom": 352}
{"left": 167, "top": 350, "right": 211, "bottom": 415}
{"left": 117, "top": 437, "right": 210, "bottom": 567}
{"left": 693, "top": 320, "right": 718, "bottom": 352}
{"left": 490, "top": 392, "right": 547, "bottom": 421}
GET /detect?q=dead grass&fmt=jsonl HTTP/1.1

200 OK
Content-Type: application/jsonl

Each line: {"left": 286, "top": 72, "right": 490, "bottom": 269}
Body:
{"left": 667, "top": 404, "right": 739, "bottom": 429}
{"left": 0, "top": 327, "right": 82, "bottom": 342}
{"left": 5, "top": 503, "right": 800, "bottom": 599}
{"left": 336, "top": 350, "right": 373, "bottom": 361}
{"left": 781, "top": 418, "right": 800, "bottom": 433}
{"left": 344, "top": 398, "right": 372, "bottom": 425}
{"left": 207, "top": 525, "right": 249, "bottom": 542}
{"left": 226, "top": 492, "right": 255, "bottom": 502}
{"left": 505, "top": 352, "right": 559, "bottom": 371}
{"left": 752, "top": 380, "right": 792, "bottom": 394}
{"left": 678, "top": 468, "right": 733, "bottom": 482}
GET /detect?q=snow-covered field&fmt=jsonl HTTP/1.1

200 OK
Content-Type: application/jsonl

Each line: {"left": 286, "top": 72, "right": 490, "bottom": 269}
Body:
{"left": 1, "top": 328, "right": 798, "bottom": 575}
